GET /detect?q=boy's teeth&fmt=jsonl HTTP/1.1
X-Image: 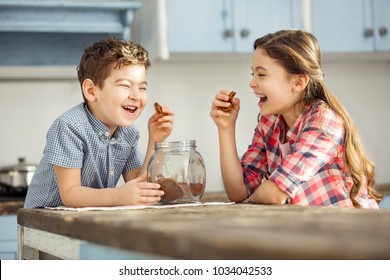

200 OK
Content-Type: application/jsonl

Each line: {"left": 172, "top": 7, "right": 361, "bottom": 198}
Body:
{"left": 123, "top": 106, "right": 136, "bottom": 112}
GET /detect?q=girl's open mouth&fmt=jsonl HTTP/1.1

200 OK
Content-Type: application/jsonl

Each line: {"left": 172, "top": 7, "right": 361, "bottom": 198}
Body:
{"left": 256, "top": 94, "right": 268, "bottom": 103}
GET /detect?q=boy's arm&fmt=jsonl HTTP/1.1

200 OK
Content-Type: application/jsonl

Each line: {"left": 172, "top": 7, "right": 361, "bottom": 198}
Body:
{"left": 123, "top": 138, "right": 155, "bottom": 182}
{"left": 55, "top": 165, "right": 163, "bottom": 207}
{"left": 54, "top": 165, "right": 116, "bottom": 207}
{"left": 139, "top": 138, "right": 155, "bottom": 176}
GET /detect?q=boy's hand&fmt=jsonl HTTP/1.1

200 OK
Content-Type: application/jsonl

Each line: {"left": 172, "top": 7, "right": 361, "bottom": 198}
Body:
{"left": 148, "top": 104, "right": 174, "bottom": 143}
{"left": 114, "top": 172, "right": 164, "bottom": 205}
{"left": 210, "top": 90, "right": 240, "bottom": 129}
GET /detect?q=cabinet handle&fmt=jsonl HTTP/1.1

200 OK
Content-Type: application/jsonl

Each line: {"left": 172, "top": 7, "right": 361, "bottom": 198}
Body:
{"left": 364, "top": 28, "right": 374, "bottom": 37}
{"left": 240, "top": 28, "right": 250, "bottom": 38}
{"left": 223, "top": 29, "right": 234, "bottom": 38}
{"left": 379, "top": 27, "right": 388, "bottom": 37}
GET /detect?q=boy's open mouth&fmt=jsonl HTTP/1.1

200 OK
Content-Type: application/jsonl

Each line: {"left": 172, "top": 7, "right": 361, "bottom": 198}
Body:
{"left": 122, "top": 105, "right": 137, "bottom": 113}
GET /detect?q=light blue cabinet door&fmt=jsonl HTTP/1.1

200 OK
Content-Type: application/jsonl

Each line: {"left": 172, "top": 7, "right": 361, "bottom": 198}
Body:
{"left": 372, "top": 0, "right": 390, "bottom": 51}
{"left": 167, "top": 0, "right": 234, "bottom": 52}
{"left": 311, "top": 0, "right": 374, "bottom": 52}
{"left": 167, "top": 0, "right": 301, "bottom": 53}
{"left": 0, "top": 215, "right": 18, "bottom": 260}
{"left": 233, "top": 0, "right": 302, "bottom": 53}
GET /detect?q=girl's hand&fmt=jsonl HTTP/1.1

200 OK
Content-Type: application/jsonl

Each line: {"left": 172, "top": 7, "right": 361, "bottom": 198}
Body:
{"left": 148, "top": 105, "right": 174, "bottom": 143}
{"left": 210, "top": 90, "right": 240, "bottom": 129}
{"left": 114, "top": 172, "right": 164, "bottom": 205}
{"left": 248, "top": 180, "right": 289, "bottom": 204}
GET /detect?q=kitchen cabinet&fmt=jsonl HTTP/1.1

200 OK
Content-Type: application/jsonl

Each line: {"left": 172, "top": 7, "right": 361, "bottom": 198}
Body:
{"left": 0, "top": 0, "right": 141, "bottom": 65}
{"left": 0, "top": 215, "right": 18, "bottom": 260}
{"left": 166, "top": 0, "right": 302, "bottom": 53}
{"left": 311, "top": 0, "right": 390, "bottom": 53}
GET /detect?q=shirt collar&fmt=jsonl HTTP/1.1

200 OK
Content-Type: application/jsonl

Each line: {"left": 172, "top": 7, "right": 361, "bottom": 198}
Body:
{"left": 83, "top": 103, "right": 123, "bottom": 141}
{"left": 276, "top": 103, "right": 315, "bottom": 143}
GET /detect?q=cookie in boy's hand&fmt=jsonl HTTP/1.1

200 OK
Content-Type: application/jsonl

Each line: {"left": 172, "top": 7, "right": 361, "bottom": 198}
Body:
{"left": 218, "top": 91, "right": 236, "bottom": 112}
{"left": 154, "top": 102, "right": 166, "bottom": 115}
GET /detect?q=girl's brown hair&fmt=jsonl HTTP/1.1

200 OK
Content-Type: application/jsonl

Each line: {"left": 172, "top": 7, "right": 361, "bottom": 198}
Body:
{"left": 77, "top": 37, "right": 151, "bottom": 102}
{"left": 254, "top": 30, "right": 382, "bottom": 207}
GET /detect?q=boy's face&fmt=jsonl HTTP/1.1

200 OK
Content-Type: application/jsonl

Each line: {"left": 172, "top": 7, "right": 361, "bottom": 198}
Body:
{"left": 86, "top": 64, "right": 147, "bottom": 135}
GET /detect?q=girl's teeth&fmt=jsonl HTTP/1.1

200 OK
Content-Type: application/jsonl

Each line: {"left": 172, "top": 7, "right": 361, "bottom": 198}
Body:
{"left": 260, "top": 96, "right": 267, "bottom": 102}
{"left": 256, "top": 94, "right": 267, "bottom": 102}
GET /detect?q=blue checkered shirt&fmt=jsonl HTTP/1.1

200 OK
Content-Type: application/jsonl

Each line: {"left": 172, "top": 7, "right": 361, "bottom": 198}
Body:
{"left": 24, "top": 103, "right": 142, "bottom": 208}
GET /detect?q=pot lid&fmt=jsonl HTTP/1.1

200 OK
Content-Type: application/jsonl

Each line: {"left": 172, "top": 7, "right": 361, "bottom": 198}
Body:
{"left": 0, "top": 157, "right": 37, "bottom": 172}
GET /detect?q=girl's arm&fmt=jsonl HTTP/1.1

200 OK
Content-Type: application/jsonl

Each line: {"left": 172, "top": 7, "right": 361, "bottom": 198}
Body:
{"left": 248, "top": 180, "right": 288, "bottom": 204}
{"left": 217, "top": 127, "right": 248, "bottom": 202}
{"left": 211, "top": 90, "right": 247, "bottom": 202}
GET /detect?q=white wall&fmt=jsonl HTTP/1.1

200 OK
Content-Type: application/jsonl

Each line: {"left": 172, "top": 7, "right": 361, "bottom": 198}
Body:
{"left": 1, "top": 56, "right": 389, "bottom": 192}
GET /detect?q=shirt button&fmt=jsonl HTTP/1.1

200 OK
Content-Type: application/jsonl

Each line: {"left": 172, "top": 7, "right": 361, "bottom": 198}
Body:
{"left": 109, "top": 171, "right": 114, "bottom": 176}
{"left": 104, "top": 131, "right": 110, "bottom": 137}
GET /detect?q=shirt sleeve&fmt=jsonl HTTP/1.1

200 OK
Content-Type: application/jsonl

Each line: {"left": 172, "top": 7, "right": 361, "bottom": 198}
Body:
{"left": 42, "top": 119, "right": 84, "bottom": 168}
{"left": 269, "top": 107, "right": 345, "bottom": 199}
{"left": 241, "top": 126, "right": 269, "bottom": 195}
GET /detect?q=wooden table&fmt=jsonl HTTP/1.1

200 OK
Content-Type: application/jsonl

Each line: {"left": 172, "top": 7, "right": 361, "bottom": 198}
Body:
{"left": 17, "top": 193, "right": 390, "bottom": 260}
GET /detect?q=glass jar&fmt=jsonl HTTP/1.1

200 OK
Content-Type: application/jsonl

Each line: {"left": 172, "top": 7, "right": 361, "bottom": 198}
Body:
{"left": 147, "top": 140, "right": 206, "bottom": 204}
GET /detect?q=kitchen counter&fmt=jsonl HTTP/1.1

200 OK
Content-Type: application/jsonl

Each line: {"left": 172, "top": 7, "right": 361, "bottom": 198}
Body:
{"left": 377, "top": 183, "right": 390, "bottom": 195}
{"left": 0, "top": 200, "right": 24, "bottom": 215}
{"left": 17, "top": 193, "right": 390, "bottom": 260}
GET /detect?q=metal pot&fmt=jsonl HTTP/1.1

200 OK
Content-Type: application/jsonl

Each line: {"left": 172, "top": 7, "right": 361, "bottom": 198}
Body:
{"left": 0, "top": 157, "right": 37, "bottom": 193}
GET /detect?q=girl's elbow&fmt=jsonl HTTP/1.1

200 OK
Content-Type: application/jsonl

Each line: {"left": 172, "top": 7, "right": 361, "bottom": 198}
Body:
{"left": 226, "top": 192, "right": 248, "bottom": 203}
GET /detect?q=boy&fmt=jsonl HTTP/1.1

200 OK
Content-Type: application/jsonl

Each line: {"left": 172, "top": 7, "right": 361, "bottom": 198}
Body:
{"left": 24, "top": 37, "right": 174, "bottom": 208}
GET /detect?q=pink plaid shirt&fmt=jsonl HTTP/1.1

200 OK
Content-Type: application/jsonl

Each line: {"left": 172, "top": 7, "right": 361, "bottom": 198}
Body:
{"left": 241, "top": 101, "right": 379, "bottom": 209}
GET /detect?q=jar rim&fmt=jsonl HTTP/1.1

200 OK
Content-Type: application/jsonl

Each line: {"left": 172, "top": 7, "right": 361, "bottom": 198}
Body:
{"left": 154, "top": 140, "right": 196, "bottom": 149}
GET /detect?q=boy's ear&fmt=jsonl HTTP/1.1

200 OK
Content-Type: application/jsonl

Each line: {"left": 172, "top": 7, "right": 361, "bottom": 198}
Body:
{"left": 82, "top": 79, "right": 96, "bottom": 102}
{"left": 293, "top": 74, "right": 309, "bottom": 92}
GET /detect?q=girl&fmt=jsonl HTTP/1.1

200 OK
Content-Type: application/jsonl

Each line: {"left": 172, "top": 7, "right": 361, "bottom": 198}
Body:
{"left": 210, "top": 30, "right": 382, "bottom": 208}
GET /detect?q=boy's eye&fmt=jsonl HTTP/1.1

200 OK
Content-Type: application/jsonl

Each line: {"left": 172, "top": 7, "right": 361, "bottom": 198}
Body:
{"left": 120, "top": 84, "right": 130, "bottom": 88}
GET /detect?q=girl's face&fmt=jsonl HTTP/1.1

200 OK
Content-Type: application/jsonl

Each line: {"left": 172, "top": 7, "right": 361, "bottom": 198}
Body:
{"left": 250, "top": 48, "right": 303, "bottom": 126}
{"left": 85, "top": 64, "right": 147, "bottom": 135}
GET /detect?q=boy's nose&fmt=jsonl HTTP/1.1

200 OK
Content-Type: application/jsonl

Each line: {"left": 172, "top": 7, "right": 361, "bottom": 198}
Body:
{"left": 128, "top": 89, "right": 141, "bottom": 99}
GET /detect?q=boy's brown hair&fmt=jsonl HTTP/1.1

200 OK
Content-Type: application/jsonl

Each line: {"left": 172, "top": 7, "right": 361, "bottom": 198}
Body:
{"left": 77, "top": 37, "right": 151, "bottom": 102}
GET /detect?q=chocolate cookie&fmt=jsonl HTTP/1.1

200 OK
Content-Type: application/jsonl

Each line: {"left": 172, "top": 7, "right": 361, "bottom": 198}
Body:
{"left": 158, "top": 177, "right": 184, "bottom": 202}
{"left": 218, "top": 91, "right": 236, "bottom": 112}
{"left": 190, "top": 183, "right": 205, "bottom": 196}
{"left": 154, "top": 102, "right": 165, "bottom": 115}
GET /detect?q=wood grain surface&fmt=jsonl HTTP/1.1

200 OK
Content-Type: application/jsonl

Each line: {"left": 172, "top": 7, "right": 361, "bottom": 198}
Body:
{"left": 17, "top": 193, "right": 390, "bottom": 260}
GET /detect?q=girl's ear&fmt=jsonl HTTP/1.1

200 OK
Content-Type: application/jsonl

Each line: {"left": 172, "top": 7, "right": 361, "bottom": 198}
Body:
{"left": 293, "top": 74, "right": 309, "bottom": 92}
{"left": 82, "top": 79, "right": 96, "bottom": 102}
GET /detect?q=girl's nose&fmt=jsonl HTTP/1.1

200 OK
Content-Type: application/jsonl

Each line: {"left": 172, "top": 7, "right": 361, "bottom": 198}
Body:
{"left": 249, "top": 78, "right": 256, "bottom": 89}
